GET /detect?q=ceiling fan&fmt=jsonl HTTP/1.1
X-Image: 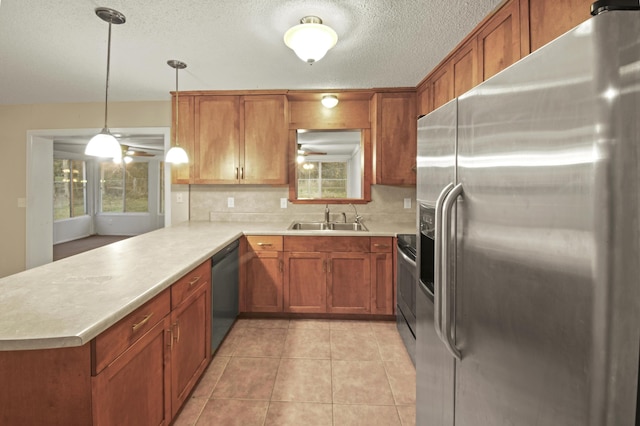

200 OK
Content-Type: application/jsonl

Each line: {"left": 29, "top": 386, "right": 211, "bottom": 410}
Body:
{"left": 121, "top": 144, "right": 156, "bottom": 158}
{"left": 297, "top": 144, "right": 326, "bottom": 157}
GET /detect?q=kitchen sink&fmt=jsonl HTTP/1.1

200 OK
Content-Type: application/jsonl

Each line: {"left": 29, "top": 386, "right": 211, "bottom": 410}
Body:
{"left": 288, "top": 222, "right": 368, "bottom": 231}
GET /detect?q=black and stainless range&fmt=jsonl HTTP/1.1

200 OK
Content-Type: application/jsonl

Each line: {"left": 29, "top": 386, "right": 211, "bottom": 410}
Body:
{"left": 396, "top": 233, "right": 417, "bottom": 365}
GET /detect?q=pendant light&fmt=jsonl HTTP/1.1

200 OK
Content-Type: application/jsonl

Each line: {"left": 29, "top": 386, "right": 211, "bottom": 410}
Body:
{"left": 284, "top": 16, "right": 338, "bottom": 64}
{"left": 85, "top": 7, "right": 125, "bottom": 160}
{"left": 165, "top": 60, "right": 189, "bottom": 164}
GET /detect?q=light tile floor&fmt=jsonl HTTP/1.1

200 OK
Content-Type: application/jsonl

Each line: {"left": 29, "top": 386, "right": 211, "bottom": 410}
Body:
{"left": 173, "top": 318, "right": 416, "bottom": 426}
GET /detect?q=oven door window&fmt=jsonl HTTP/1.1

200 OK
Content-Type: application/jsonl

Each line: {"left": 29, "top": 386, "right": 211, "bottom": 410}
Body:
{"left": 420, "top": 233, "right": 435, "bottom": 294}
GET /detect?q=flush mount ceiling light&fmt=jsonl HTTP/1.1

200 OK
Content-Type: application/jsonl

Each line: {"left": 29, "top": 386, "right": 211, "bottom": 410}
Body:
{"left": 284, "top": 16, "right": 338, "bottom": 64}
{"left": 165, "top": 60, "right": 189, "bottom": 164}
{"left": 321, "top": 95, "right": 339, "bottom": 108}
{"left": 85, "top": 7, "right": 125, "bottom": 160}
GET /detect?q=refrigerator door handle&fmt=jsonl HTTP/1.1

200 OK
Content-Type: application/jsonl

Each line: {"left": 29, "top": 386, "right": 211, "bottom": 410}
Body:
{"left": 441, "top": 183, "right": 463, "bottom": 360}
{"left": 434, "top": 183, "right": 454, "bottom": 342}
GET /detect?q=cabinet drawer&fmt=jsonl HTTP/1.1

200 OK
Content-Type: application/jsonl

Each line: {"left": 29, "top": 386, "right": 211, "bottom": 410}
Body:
{"left": 171, "top": 260, "right": 212, "bottom": 309}
{"left": 246, "top": 235, "right": 283, "bottom": 252}
{"left": 93, "top": 288, "right": 170, "bottom": 375}
{"left": 284, "top": 236, "right": 370, "bottom": 252}
{"left": 370, "top": 237, "right": 393, "bottom": 253}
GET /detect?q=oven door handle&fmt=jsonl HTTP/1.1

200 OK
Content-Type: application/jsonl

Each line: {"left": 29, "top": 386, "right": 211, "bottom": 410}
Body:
{"left": 398, "top": 247, "right": 417, "bottom": 268}
{"left": 434, "top": 183, "right": 453, "bottom": 343}
{"left": 441, "top": 183, "right": 463, "bottom": 360}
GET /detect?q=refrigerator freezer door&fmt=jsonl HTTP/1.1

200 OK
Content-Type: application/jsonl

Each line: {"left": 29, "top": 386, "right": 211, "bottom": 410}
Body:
{"left": 416, "top": 99, "right": 458, "bottom": 425}
{"left": 417, "top": 99, "right": 457, "bottom": 205}
{"left": 416, "top": 280, "right": 454, "bottom": 426}
{"left": 454, "top": 11, "right": 640, "bottom": 426}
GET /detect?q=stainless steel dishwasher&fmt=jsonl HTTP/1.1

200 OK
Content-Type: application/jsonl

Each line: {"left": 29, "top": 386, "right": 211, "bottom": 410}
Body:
{"left": 211, "top": 239, "right": 239, "bottom": 352}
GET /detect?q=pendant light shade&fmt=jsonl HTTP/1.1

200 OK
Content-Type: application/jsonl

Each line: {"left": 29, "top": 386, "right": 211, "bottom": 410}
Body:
{"left": 166, "top": 60, "right": 189, "bottom": 164}
{"left": 284, "top": 16, "right": 338, "bottom": 64}
{"left": 86, "top": 7, "right": 125, "bottom": 159}
{"left": 86, "top": 130, "right": 122, "bottom": 160}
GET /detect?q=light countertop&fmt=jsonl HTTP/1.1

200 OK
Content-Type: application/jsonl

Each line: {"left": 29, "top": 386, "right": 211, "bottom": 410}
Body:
{"left": 0, "top": 221, "right": 415, "bottom": 351}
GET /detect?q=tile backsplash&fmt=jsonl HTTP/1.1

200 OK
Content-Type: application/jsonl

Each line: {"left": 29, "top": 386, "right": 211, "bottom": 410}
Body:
{"left": 189, "top": 185, "right": 416, "bottom": 225}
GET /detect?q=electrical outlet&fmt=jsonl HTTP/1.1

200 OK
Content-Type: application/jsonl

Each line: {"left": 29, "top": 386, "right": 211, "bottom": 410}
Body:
{"left": 404, "top": 198, "right": 412, "bottom": 209}
{"left": 227, "top": 197, "right": 235, "bottom": 208}
{"left": 176, "top": 193, "right": 183, "bottom": 203}
{"left": 280, "top": 198, "right": 288, "bottom": 208}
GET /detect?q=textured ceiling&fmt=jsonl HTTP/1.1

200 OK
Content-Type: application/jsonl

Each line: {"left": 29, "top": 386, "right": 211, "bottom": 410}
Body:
{"left": 0, "top": 0, "right": 502, "bottom": 105}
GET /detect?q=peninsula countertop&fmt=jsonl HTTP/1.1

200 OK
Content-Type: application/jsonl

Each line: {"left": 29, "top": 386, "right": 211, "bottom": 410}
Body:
{"left": 0, "top": 220, "right": 415, "bottom": 351}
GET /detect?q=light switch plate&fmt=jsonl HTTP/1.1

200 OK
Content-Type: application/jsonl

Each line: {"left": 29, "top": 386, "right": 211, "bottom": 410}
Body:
{"left": 176, "top": 193, "right": 183, "bottom": 203}
{"left": 280, "top": 198, "right": 288, "bottom": 208}
{"left": 404, "top": 198, "right": 412, "bottom": 209}
{"left": 17, "top": 198, "right": 26, "bottom": 208}
{"left": 227, "top": 197, "right": 235, "bottom": 208}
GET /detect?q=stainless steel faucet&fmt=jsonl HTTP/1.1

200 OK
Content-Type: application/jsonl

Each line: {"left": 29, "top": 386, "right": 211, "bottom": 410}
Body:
{"left": 349, "top": 203, "right": 363, "bottom": 224}
{"left": 324, "top": 204, "right": 330, "bottom": 223}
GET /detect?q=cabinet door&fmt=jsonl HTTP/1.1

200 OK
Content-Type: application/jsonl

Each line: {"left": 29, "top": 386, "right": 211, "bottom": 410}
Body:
{"left": 171, "top": 95, "right": 194, "bottom": 184}
{"left": 452, "top": 39, "right": 479, "bottom": 98}
{"left": 525, "top": 0, "right": 592, "bottom": 53}
{"left": 170, "top": 281, "right": 211, "bottom": 417}
{"left": 242, "top": 95, "right": 288, "bottom": 184}
{"left": 373, "top": 92, "right": 417, "bottom": 185}
{"left": 371, "top": 252, "right": 394, "bottom": 315}
{"left": 194, "top": 95, "right": 240, "bottom": 183}
{"left": 431, "top": 63, "right": 454, "bottom": 111}
{"left": 327, "top": 252, "right": 371, "bottom": 314}
{"left": 478, "top": 0, "right": 521, "bottom": 81}
{"left": 284, "top": 252, "right": 327, "bottom": 313}
{"left": 92, "top": 317, "right": 171, "bottom": 426}
{"left": 416, "top": 81, "right": 433, "bottom": 117}
{"left": 246, "top": 251, "right": 284, "bottom": 312}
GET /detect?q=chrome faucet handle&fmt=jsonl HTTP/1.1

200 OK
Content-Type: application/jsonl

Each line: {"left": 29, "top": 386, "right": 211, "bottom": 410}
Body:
{"left": 324, "top": 204, "right": 330, "bottom": 223}
{"left": 341, "top": 212, "right": 347, "bottom": 223}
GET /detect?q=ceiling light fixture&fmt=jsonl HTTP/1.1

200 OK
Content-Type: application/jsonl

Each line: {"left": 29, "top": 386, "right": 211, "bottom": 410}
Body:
{"left": 284, "top": 16, "right": 338, "bottom": 65}
{"left": 321, "top": 95, "right": 339, "bottom": 108}
{"left": 165, "top": 60, "right": 189, "bottom": 164}
{"left": 85, "top": 7, "right": 125, "bottom": 160}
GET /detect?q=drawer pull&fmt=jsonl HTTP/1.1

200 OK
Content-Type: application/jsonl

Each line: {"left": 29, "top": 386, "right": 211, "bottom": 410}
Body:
{"left": 132, "top": 313, "right": 153, "bottom": 332}
{"left": 374, "top": 244, "right": 389, "bottom": 248}
{"left": 188, "top": 276, "right": 201, "bottom": 287}
{"left": 257, "top": 243, "right": 273, "bottom": 247}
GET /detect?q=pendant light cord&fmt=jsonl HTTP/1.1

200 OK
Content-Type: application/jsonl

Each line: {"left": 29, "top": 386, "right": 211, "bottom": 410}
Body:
{"left": 175, "top": 65, "right": 179, "bottom": 147}
{"left": 103, "top": 21, "right": 112, "bottom": 130}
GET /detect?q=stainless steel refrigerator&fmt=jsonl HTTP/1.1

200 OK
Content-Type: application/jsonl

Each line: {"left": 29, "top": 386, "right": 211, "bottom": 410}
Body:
{"left": 416, "top": 7, "right": 640, "bottom": 426}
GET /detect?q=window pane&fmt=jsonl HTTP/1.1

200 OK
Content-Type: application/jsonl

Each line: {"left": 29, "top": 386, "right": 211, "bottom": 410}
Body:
{"left": 320, "top": 162, "right": 347, "bottom": 198}
{"left": 101, "top": 162, "right": 124, "bottom": 212}
{"left": 297, "top": 162, "right": 320, "bottom": 199}
{"left": 125, "top": 162, "right": 148, "bottom": 212}
{"left": 53, "top": 159, "right": 71, "bottom": 220}
{"left": 70, "top": 160, "right": 86, "bottom": 217}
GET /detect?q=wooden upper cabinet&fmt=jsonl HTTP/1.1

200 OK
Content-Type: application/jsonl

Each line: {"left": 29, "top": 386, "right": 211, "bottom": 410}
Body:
{"left": 192, "top": 94, "right": 288, "bottom": 185}
{"left": 416, "top": 81, "right": 433, "bottom": 117}
{"left": 524, "top": 0, "right": 593, "bottom": 53}
{"left": 194, "top": 95, "right": 241, "bottom": 184}
{"left": 478, "top": 0, "right": 522, "bottom": 82}
{"left": 452, "top": 38, "right": 479, "bottom": 97}
{"left": 242, "top": 95, "right": 288, "bottom": 184}
{"left": 431, "top": 63, "right": 454, "bottom": 111}
{"left": 170, "top": 95, "right": 195, "bottom": 184}
{"left": 372, "top": 91, "right": 417, "bottom": 185}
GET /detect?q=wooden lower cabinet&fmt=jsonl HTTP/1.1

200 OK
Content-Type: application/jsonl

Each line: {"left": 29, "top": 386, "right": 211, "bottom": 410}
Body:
{"left": 284, "top": 251, "right": 327, "bottom": 313}
{"left": 170, "top": 280, "right": 211, "bottom": 417}
{"left": 327, "top": 252, "right": 371, "bottom": 314}
{"left": 0, "top": 260, "right": 212, "bottom": 425}
{"left": 246, "top": 251, "right": 284, "bottom": 312}
{"left": 277, "top": 236, "right": 394, "bottom": 316}
{"left": 92, "top": 317, "right": 172, "bottom": 426}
